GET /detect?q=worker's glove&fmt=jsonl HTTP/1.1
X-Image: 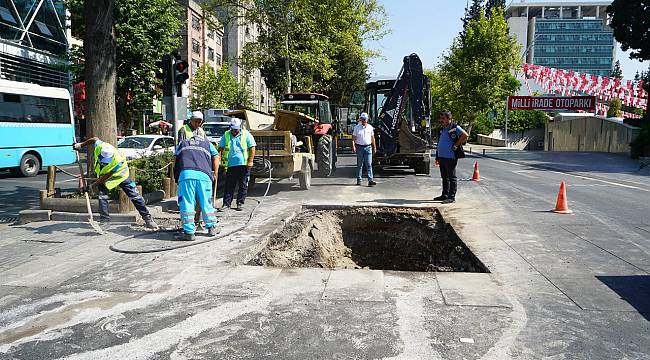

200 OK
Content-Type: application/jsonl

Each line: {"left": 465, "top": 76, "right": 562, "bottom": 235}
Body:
{"left": 73, "top": 143, "right": 82, "bottom": 150}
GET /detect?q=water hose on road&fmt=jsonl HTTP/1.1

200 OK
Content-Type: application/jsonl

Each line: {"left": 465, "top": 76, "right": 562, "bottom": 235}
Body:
{"left": 109, "top": 159, "right": 272, "bottom": 254}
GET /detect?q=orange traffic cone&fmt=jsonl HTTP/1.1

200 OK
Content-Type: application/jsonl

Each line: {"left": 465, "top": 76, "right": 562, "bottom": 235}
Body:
{"left": 471, "top": 161, "right": 481, "bottom": 181}
{"left": 552, "top": 181, "right": 573, "bottom": 214}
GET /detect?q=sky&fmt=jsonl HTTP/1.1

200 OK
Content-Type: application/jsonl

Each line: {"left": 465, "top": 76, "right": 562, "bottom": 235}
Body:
{"left": 367, "top": 0, "right": 649, "bottom": 80}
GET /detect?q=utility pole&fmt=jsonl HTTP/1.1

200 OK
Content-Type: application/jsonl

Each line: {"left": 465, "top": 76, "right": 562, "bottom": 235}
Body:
{"left": 285, "top": 32, "right": 291, "bottom": 93}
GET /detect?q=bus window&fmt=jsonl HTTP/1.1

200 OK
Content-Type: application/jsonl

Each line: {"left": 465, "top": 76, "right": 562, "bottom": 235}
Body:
{"left": 0, "top": 93, "right": 22, "bottom": 122}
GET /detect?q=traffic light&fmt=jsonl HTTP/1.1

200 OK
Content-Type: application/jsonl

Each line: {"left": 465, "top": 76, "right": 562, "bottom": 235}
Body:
{"left": 156, "top": 54, "right": 173, "bottom": 97}
{"left": 172, "top": 52, "right": 189, "bottom": 96}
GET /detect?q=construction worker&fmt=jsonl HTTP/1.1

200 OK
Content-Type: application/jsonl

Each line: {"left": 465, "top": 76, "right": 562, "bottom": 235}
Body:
{"left": 217, "top": 118, "right": 256, "bottom": 211}
{"left": 73, "top": 138, "right": 159, "bottom": 229}
{"left": 174, "top": 131, "right": 220, "bottom": 241}
{"left": 352, "top": 112, "right": 377, "bottom": 187}
{"left": 178, "top": 111, "right": 206, "bottom": 142}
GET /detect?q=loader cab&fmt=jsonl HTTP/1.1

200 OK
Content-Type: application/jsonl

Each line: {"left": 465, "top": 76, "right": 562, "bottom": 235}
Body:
{"left": 280, "top": 93, "right": 332, "bottom": 125}
{"left": 364, "top": 79, "right": 396, "bottom": 125}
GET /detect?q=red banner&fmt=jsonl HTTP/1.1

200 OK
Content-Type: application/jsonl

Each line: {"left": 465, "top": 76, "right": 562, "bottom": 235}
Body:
{"left": 507, "top": 96, "right": 596, "bottom": 112}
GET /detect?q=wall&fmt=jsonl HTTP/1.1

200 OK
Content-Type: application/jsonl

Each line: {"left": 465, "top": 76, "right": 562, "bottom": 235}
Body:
{"left": 476, "top": 134, "right": 506, "bottom": 147}
{"left": 490, "top": 128, "right": 546, "bottom": 150}
{"left": 545, "top": 115, "right": 640, "bottom": 155}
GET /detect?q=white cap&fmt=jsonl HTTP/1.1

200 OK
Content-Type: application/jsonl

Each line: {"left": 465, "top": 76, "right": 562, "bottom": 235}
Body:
{"left": 230, "top": 118, "right": 242, "bottom": 129}
{"left": 191, "top": 111, "right": 204, "bottom": 120}
{"left": 360, "top": 112, "right": 369, "bottom": 120}
{"left": 100, "top": 145, "right": 116, "bottom": 158}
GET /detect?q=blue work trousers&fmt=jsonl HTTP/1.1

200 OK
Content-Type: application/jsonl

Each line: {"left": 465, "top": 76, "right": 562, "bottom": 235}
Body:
{"left": 355, "top": 144, "right": 374, "bottom": 182}
{"left": 223, "top": 165, "right": 250, "bottom": 207}
{"left": 178, "top": 179, "right": 217, "bottom": 234}
{"left": 98, "top": 179, "right": 150, "bottom": 222}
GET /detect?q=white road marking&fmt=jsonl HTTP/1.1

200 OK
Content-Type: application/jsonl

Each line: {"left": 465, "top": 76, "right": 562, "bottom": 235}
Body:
{"left": 512, "top": 170, "right": 537, "bottom": 179}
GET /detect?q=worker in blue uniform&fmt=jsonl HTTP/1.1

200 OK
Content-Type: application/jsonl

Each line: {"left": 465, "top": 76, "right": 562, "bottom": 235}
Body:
{"left": 174, "top": 132, "right": 220, "bottom": 241}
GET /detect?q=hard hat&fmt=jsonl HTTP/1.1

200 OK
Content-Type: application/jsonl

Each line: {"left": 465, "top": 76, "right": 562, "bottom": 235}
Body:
{"left": 359, "top": 112, "right": 369, "bottom": 120}
{"left": 191, "top": 111, "right": 204, "bottom": 121}
{"left": 230, "top": 118, "right": 242, "bottom": 129}
{"left": 100, "top": 145, "right": 116, "bottom": 158}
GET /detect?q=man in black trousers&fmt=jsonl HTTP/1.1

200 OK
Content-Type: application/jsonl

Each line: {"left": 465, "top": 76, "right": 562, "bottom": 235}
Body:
{"left": 434, "top": 110, "right": 468, "bottom": 204}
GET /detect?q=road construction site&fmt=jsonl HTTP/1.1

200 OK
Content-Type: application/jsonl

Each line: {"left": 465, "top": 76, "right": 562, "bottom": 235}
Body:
{"left": 1, "top": 148, "right": 649, "bottom": 359}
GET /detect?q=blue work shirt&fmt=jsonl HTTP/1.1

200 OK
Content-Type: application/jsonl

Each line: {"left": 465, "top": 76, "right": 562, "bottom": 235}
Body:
{"left": 176, "top": 142, "right": 218, "bottom": 182}
{"left": 218, "top": 130, "right": 256, "bottom": 167}
{"left": 437, "top": 124, "right": 464, "bottom": 159}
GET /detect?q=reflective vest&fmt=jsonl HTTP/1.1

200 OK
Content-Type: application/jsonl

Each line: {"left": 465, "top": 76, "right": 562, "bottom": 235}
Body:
{"left": 221, "top": 129, "right": 249, "bottom": 168}
{"left": 174, "top": 136, "right": 214, "bottom": 182}
{"left": 178, "top": 124, "right": 205, "bottom": 142}
{"left": 93, "top": 143, "right": 129, "bottom": 190}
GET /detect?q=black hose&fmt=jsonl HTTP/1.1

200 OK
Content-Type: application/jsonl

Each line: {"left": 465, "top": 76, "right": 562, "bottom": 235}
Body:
{"left": 109, "top": 159, "right": 273, "bottom": 254}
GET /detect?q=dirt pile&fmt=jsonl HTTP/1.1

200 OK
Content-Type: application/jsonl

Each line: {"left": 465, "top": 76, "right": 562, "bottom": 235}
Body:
{"left": 249, "top": 207, "right": 488, "bottom": 272}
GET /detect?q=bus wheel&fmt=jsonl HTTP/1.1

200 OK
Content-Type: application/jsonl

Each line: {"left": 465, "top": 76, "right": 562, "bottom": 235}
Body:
{"left": 19, "top": 153, "right": 40, "bottom": 177}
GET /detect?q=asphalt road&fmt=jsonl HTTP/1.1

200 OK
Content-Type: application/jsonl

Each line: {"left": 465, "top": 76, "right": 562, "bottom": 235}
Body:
{"left": 0, "top": 162, "right": 80, "bottom": 221}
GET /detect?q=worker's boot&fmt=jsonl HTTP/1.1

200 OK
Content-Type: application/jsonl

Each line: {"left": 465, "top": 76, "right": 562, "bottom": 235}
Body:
{"left": 207, "top": 227, "right": 220, "bottom": 237}
{"left": 143, "top": 217, "right": 159, "bottom": 231}
{"left": 433, "top": 195, "right": 448, "bottom": 201}
{"left": 182, "top": 232, "right": 195, "bottom": 241}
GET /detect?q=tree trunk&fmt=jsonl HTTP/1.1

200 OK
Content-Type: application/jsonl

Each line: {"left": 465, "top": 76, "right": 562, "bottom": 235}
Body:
{"left": 84, "top": 0, "right": 117, "bottom": 148}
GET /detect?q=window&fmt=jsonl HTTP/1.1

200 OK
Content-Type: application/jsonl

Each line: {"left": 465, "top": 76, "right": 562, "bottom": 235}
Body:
{"left": 0, "top": 6, "right": 16, "bottom": 24}
{"left": 34, "top": 20, "right": 53, "bottom": 37}
{"left": 0, "top": 94, "right": 71, "bottom": 124}
{"left": 215, "top": 54, "right": 222, "bottom": 66}
{"left": 208, "top": 47, "right": 214, "bottom": 61}
{"left": 216, "top": 35, "right": 221, "bottom": 46}
{"left": 191, "top": 15, "right": 200, "bottom": 30}
{"left": 192, "top": 60, "right": 200, "bottom": 75}
{"left": 192, "top": 39, "right": 200, "bottom": 54}
{"left": 207, "top": 30, "right": 214, "bottom": 39}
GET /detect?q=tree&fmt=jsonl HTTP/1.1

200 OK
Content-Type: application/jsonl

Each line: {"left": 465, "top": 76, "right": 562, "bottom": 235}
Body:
{"left": 433, "top": 6, "right": 521, "bottom": 133}
{"left": 205, "top": 0, "right": 387, "bottom": 104}
{"left": 493, "top": 110, "right": 548, "bottom": 133}
{"left": 462, "top": 0, "right": 484, "bottom": 29}
{"left": 191, "top": 63, "right": 253, "bottom": 111}
{"left": 607, "top": 97, "right": 623, "bottom": 118}
{"left": 83, "top": 0, "right": 117, "bottom": 146}
{"left": 485, "top": 0, "right": 505, "bottom": 18}
{"left": 611, "top": 60, "right": 623, "bottom": 79}
{"left": 634, "top": 71, "right": 641, "bottom": 82}
{"left": 607, "top": 0, "right": 650, "bottom": 61}
{"left": 69, "top": 0, "right": 183, "bottom": 128}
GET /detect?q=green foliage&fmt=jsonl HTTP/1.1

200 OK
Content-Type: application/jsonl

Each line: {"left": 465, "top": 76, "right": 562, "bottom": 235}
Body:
{"left": 205, "top": 0, "right": 387, "bottom": 105}
{"left": 67, "top": 0, "right": 183, "bottom": 124}
{"left": 470, "top": 111, "right": 495, "bottom": 141}
{"left": 607, "top": 0, "right": 650, "bottom": 61}
{"left": 428, "top": 6, "right": 521, "bottom": 132}
{"left": 190, "top": 63, "right": 253, "bottom": 111}
{"left": 611, "top": 60, "right": 623, "bottom": 79}
{"left": 630, "top": 125, "right": 650, "bottom": 159}
{"left": 607, "top": 98, "right": 623, "bottom": 118}
{"left": 129, "top": 152, "right": 175, "bottom": 194}
{"left": 493, "top": 109, "right": 548, "bottom": 134}
{"left": 485, "top": 0, "right": 505, "bottom": 17}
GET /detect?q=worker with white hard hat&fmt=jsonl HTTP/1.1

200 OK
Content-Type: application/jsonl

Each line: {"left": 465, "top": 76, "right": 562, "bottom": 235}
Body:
{"left": 73, "top": 137, "right": 158, "bottom": 229}
{"left": 178, "top": 110, "right": 206, "bottom": 142}
{"left": 217, "top": 117, "right": 256, "bottom": 211}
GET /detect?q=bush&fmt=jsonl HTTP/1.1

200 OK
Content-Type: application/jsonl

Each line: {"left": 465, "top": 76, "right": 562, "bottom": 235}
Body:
{"left": 128, "top": 152, "right": 175, "bottom": 194}
{"left": 631, "top": 124, "right": 650, "bottom": 159}
{"left": 607, "top": 98, "right": 623, "bottom": 118}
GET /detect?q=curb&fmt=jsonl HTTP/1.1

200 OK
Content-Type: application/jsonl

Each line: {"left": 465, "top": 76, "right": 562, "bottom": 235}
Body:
{"left": 50, "top": 212, "right": 138, "bottom": 223}
{"left": 18, "top": 210, "right": 52, "bottom": 224}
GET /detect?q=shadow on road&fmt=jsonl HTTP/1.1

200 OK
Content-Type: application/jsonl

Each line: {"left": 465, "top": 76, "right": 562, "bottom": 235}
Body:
{"left": 597, "top": 275, "right": 650, "bottom": 321}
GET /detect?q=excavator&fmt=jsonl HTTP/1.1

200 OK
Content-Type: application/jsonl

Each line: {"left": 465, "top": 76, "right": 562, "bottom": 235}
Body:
{"left": 349, "top": 53, "right": 432, "bottom": 174}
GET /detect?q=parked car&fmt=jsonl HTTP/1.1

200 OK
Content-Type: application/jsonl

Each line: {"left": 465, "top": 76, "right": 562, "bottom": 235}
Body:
{"left": 118, "top": 135, "right": 174, "bottom": 160}
{"left": 203, "top": 122, "right": 231, "bottom": 146}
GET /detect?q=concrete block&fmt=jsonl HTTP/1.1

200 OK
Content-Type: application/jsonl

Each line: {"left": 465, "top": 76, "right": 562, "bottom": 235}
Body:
{"left": 144, "top": 190, "right": 165, "bottom": 205}
{"left": 161, "top": 199, "right": 179, "bottom": 212}
{"left": 51, "top": 211, "right": 137, "bottom": 223}
{"left": 436, "top": 273, "right": 511, "bottom": 308}
{"left": 322, "top": 269, "right": 385, "bottom": 302}
{"left": 18, "top": 209, "right": 51, "bottom": 223}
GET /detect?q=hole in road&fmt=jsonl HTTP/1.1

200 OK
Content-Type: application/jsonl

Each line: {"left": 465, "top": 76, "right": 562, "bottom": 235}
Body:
{"left": 249, "top": 207, "right": 489, "bottom": 272}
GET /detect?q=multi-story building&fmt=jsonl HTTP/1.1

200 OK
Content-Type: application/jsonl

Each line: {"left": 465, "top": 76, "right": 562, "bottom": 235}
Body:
{"left": 0, "top": 0, "right": 70, "bottom": 88}
{"left": 176, "top": 0, "right": 223, "bottom": 99}
{"left": 223, "top": 18, "right": 274, "bottom": 113}
{"left": 505, "top": 1, "right": 616, "bottom": 76}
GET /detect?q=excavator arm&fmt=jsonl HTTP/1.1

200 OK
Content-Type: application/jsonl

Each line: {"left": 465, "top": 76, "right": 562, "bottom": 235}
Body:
{"left": 376, "top": 53, "right": 431, "bottom": 156}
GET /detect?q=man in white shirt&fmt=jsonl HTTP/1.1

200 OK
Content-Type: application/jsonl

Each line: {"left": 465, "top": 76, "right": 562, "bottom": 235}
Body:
{"left": 352, "top": 112, "right": 377, "bottom": 186}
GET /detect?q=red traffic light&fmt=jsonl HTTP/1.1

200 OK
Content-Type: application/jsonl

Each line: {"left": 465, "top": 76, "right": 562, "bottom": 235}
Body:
{"left": 175, "top": 60, "right": 189, "bottom": 73}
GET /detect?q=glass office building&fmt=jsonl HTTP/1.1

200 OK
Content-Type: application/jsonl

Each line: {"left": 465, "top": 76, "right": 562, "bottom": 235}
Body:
{"left": 0, "top": 0, "right": 70, "bottom": 88}
{"left": 506, "top": 1, "right": 616, "bottom": 77}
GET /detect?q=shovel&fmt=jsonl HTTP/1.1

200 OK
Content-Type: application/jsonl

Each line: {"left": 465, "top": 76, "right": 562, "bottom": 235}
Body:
{"left": 74, "top": 146, "right": 104, "bottom": 234}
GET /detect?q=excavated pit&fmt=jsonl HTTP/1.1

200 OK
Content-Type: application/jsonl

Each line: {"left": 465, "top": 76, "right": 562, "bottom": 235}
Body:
{"left": 249, "top": 207, "right": 488, "bottom": 272}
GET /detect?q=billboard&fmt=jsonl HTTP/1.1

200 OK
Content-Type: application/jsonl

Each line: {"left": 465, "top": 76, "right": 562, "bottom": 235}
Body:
{"left": 507, "top": 96, "right": 596, "bottom": 112}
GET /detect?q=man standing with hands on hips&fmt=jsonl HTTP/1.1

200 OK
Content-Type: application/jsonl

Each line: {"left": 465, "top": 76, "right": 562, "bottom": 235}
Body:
{"left": 352, "top": 112, "right": 377, "bottom": 187}
{"left": 434, "top": 110, "right": 468, "bottom": 204}
{"left": 217, "top": 118, "right": 256, "bottom": 211}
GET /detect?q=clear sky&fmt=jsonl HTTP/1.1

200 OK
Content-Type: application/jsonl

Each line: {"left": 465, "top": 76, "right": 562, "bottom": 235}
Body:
{"left": 368, "top": 0, "right": 648, "bottom": 80}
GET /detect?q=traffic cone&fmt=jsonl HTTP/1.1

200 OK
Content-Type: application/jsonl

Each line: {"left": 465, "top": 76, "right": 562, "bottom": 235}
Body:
{"left": 552, "top": 181, "right": 573, "bottom": 214}
{"left": 471, "top": 161, "right": 481, "bottom": 181}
